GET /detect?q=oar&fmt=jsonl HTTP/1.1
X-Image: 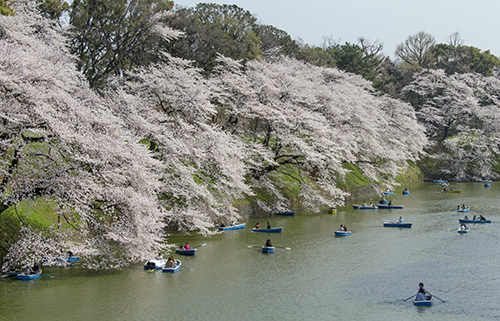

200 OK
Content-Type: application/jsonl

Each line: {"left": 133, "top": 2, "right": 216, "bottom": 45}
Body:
{"left": 194, "top": 243, "right": 207, "bottom": 248}
{"left": 1, "top": 272, "right": 20, "bottom": 278}
{"left": 432, "top": 294, "right": 446, "bottom": 303}
{"left": 179, "top": 265, "right": 192, "bottom": 271}
{"left": 247, "top": 245, "right": 259, "bottom": 248}
{"left": 41, "top": 273, "right": 53, "bottom": 278}
{"left": 275, "top": 246, "right": 291, "bottom": 250}
{"left": 403, "top": 294, "right": 416, "bottom": 302}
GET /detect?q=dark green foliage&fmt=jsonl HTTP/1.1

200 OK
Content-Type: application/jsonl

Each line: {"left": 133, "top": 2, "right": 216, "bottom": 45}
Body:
{"left": 432, "top": 44, "right": 500, "bottom": 76}
{"left": 0, "top": 0, "right": 14, "bottom": 16}
{"left": 296, "top": 45, "right": 336, "bottom": 67}
{"left": 69, "top": 0, "right": 174, "bottom": 89}
{"left": 37, "top": 0, "right": 69, "bottom": 20}
{"left": 0, "top": 210, "right": 21, "bottom": 268}
{"left": 164, "top": 3, "right": 263, "bottom": 71}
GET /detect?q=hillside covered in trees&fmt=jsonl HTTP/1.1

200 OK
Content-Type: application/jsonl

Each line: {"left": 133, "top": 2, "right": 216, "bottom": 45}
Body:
{"left": 1, "top": 0, "right": 500, "bottom": 270}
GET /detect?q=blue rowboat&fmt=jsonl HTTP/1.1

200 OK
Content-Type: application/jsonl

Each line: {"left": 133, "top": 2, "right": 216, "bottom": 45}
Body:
{"left": 476, "top": 179, "right": 491, "bottom": 183}
{"left": 162, "top": 260, "right": 181, "bottom": 273}
{"left": 144, "top": 258, "right": 166, "bottom": 270}
{"left": 334, "top": 230, "right": 351, "bottom": 236}
{"left": 17, "top": 271, "right": 42, "bottom": 280}
{"left": 218, "top": 223, "right": 246, "bottom": 231}
{"left": 383, "top": 222, "right": 412, "bottom": 228}
{"left": 457, "top": 226, "right": 470, "bottom": 233}
{"left": 275, "top": 211, "right": 295, "bottom": 216}
{"left": 484, "top": 183, "right": 491, "bottom": 187}
{"left": 261, "top": 246, "right": 275, "bottom": 253}
{"left": 175, "top": 248, "right": 197, "bottom": 256}
{"left": 459, "top": 219, "right": 491, "bottom": 224}
{"left": 67, "top": 257, "right": 80, "bottom": 263}
{"left": 377, "top": 204, "right": 404, "bottom": 209}
{"left": 433, "top": 179, "right": 446, "bottom": 184}
{"left": 457, "top": 207, "right": 470, "bottom": 212}
{"left": 352, "top": 204, "right": 378, "bottom": 209}
{"left": 252, "top": 227, "right": 283, "bottom": 233}
{"left": 378, "top": 199, "right": 387, "bottom": 204}
{"left": 402, "top": 190, "right": 410, "bottom": 195}
{"left": 383, "top": 191, "right": 394, "bottom": 195}
{"left": 413, "top": 297, "right": 432, "bottom": 306}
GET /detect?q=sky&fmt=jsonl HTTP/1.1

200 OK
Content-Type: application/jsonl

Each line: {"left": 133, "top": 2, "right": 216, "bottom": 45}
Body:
{"left": 174, "top": 0, "right": 500, "bottom": 58}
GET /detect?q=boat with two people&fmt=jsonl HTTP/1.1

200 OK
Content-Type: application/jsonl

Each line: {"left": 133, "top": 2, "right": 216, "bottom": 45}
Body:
{"left": 457, "top": 223, "right": 470, "bottom": 233}
{"left": 175, "top": 242, "right": 197, "bottom": 256}
{"left": 334, "top": 225, "right": 351, "bottom": 236}
{"left": 404, "top": 282, "right": 445, "bottom": 306}
{"left": 16, "top": 263, "right": 42, "bottom": 280}
{"left": 353, "top": 202, "right": 378, "bottom": 209}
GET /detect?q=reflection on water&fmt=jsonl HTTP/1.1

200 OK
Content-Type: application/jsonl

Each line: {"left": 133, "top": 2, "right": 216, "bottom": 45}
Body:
{"left": 1, "top": 183, "right": 499, "bottom": 321}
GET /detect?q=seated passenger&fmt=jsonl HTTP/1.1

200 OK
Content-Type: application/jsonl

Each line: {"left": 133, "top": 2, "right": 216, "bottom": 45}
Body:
{"left": 165, "top": 256, "right": 177, "bottom": 268}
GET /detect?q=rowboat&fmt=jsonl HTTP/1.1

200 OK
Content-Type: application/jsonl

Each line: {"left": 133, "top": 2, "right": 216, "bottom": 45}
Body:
{"left": 252, "top": 227, "right": 283, "bottom": 233}
{"left": 457, "top": 207, "right": 470, "bottom": 212}
{"left": 476, "top": 179, "right": 491, "bottom": 183}
{"left": 275, "top": 211, "right": 295, "bottom": 216}
{"left": 218, "top": 223, "right": 246, "bottom": 230}
{"left": 352, "top": 205, "right": 378, "bottom": 209}
{"left": 261, "top": 246, "right": 275, "bottom": 253}
{"left": 175, "top": 248, "right": 197, "bottom": 256}
{"left": 383, "top": 222, "right": 412, "bottom": 228}
{"left": 328, "top": 207, "right": 337, "bottom": 214}
{"left": 162, "top": 260, "right": 181, "bottom": 273}
{"left": 67, "top": 257, "right": 80, "bottom": 263}
{"left": 459, "top": 218, "right": 490, "bottom": 223}
{"left": 377, "top": 204, "right": 404, "bottom": 209}
{"left": 402, "top": 190, "right": 410, "bottom": 195}
{"left": 441, "top": 189, "right": 462, "bottom": 193}
{"left": 457, "top": 226, "right": 470, "bottom": 233}
{"left": 378, "top": 199, "right": 387, "bottom": 204}
{"left": 413, "top": 296, "right": 432, "bottom": 306}
{"left": 484, "top": 183, "right": 491, "bottom": 187}
{"left": 144, "top": 258, "right": 166, "bottom": 270}
{"left": 16, "top": 271, "right": 42, "bottom": 280}
{"left": 334, "top": 230, "right": 351, "bottom": 236}
{"left": 433, "top": 179, "right": 446, "bottom": 184}
{"left": 383, "top": 191, "right": 394, "bottom": 195}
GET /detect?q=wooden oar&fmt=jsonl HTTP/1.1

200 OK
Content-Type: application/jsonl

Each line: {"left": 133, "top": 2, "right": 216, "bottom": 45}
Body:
{"left": 1, "top": 272, "right": 20, "bottom": 278}
{"left": 194, "top": 243, "right": 207, "bottom": 247}
{"left": 41, "top": 273, "right": 53, "bottom": 278}
{"left": 275, "top": 246, "right": 291, "bottom": 250}
{"left": 179, "top": 265, "right": 192, "bottom": 271}
{"left": 403, "top": 294, "right": 416, "bottom": 302}
{"left": 432, "top": 294, "right": 445, "bottom": 303}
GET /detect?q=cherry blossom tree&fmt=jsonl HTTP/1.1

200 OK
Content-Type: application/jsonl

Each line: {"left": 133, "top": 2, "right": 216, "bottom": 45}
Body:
{"left": 1, "top": 1, "right": 168, "bottom": 270}
{"left": 211, "top": 55, "right": 427, "bottom": 210}
{"left": 403, "top": 69, "right": 500, "bottom": 180}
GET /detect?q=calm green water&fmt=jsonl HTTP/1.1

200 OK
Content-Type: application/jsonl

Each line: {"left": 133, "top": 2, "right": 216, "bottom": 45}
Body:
{"left": 1, "top": 182, "right": 500, "bottom": 321}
